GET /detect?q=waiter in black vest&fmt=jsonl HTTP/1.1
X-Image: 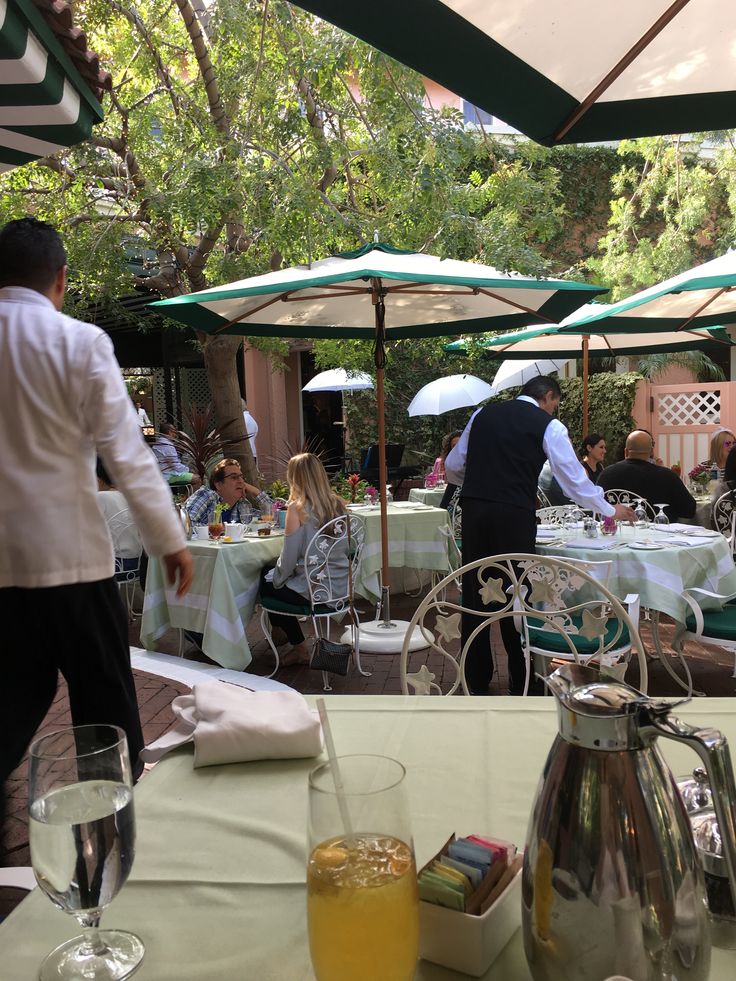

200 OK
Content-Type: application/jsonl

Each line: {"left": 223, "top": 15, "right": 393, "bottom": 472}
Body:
{"left": 445, "top": 376, "right": 635, "bottom": 695}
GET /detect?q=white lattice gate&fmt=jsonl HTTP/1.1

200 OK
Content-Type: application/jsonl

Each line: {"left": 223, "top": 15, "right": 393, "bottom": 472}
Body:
{"left": 648, "top": 382, "right": 736, "bottom": 474}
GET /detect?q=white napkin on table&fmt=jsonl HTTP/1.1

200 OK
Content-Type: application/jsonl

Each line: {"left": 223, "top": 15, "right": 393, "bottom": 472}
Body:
{"left": 140, "top": 682, "right": 323, "bottom": 767}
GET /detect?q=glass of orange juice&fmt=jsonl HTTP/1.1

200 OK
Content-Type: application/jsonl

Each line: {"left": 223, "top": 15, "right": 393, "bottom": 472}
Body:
{"left": 307, "top": 754, "right": 418, "bottom": 981}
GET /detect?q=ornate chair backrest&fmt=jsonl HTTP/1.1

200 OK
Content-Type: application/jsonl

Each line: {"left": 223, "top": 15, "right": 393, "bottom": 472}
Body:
{"left": 399, "top": 553, "right": 647, "bottom": 697}
{"left": 536, "top": 485, "right": 551, "bottom": 509}
{"left": 603, "top": 489, "right": 655, "bottom": 520}
{"left": 713, "top": 490, "right": 736, "bottom": 547}
{"left": 447, "top": 488, "right": 462, "bottom": 542}
{"left": 535, "top": 504, "right": 580, "bottom": 527}
{"left": 305, "top": 512, "right": 365, "bottom": 612}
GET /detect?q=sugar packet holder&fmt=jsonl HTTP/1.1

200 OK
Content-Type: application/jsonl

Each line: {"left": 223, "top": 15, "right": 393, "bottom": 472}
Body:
{"left": 418, "top": 834, "right": 524, "bottom": 977}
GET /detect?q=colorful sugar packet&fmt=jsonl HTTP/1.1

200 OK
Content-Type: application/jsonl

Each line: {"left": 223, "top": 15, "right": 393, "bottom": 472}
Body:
{"left": 418, "top": 834, "right": 520, "bottom": 915}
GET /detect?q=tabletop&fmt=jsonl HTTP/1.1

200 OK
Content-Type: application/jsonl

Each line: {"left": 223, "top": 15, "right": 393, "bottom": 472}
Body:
{"left": 347, "top": 503, "right": 453, "bottom": 603}
{"left": 409, "top": 487, "right": 447, "bottom": 508}
{"left": 537, "top": 525, "right": 736, "bottom": 623}
{"left": 140, "top": 534, "right": 283, "bottom": 670}
{"left": 4, "top": 695, "right": 736, "bottom": 980}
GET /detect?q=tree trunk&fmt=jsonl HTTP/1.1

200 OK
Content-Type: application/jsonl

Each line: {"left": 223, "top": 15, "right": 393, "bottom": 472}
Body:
{"left": 201, "top": 334, "right": 259, "bottom": 486}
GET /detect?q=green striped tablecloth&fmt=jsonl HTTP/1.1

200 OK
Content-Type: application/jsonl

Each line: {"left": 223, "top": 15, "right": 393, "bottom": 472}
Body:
{"left": 538, "top": 528, "right": 736, "bottom": 623}
{"left": 140, "top": 536, "right": 283, "bottom": 670}
{"left": 348, "top": 503, "right": 453, "bottom": 603}
{"left": 408, "top": 486, "right": 446, "bottom": 507}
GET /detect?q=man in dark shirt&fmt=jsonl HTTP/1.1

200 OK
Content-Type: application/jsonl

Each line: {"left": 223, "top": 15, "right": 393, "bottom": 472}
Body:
{"left": 598, "top": 430, "right": 696, "bottom": 522}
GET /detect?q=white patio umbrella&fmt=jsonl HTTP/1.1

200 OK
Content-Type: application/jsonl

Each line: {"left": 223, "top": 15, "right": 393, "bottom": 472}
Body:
{"left": 490, "top": 358, "right": 571, "bottom": 396}
{"left": 408, "top": 374, "right": 493, "bottom": 417}
{"left": 290, "top": 1, "right": 736, "bottom": 145}
{"left": 153, "top": 241, "right": 602, "bottom": 649}
{"left": 302, "top": 368, "right": 374, "bottom": 392}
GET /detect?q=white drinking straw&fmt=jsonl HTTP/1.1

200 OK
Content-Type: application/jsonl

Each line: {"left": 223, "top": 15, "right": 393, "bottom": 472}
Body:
{"left": 316, "top": 698, "right": 355, "bottom": 846}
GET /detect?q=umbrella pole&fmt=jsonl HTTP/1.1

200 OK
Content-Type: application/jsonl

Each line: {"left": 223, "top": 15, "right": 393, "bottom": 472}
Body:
{"left": 582, "top": 335, "right": 589, "bottom": 434}
{"left": 373, "top": 286, "right": 394, "bottom": 627}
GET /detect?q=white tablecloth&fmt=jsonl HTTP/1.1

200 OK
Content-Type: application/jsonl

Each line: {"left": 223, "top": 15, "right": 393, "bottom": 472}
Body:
{"left": 4, "top": 696, "right": 736, "bottom": 979}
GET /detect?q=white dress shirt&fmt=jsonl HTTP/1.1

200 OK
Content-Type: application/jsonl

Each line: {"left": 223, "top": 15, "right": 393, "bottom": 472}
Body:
{"left": 445, "top": 395, "right": 615, "bottom": 517}
{"left": 136, "top": 406, "right": 152, "bottom": 427}
{"left": 243, "top": 410, "right": 258, "bottom": 459}
{"left": 0, "top": 287, "right": 185, "bottom": 588}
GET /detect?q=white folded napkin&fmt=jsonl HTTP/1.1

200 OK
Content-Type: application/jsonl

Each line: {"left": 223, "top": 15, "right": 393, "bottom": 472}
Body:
{"left": 140, "top": 682, "right": 323, "bottom": 767}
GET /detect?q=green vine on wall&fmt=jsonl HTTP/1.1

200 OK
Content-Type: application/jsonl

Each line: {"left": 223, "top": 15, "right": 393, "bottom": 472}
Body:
{"left": 558, "top": 372, "right": 641, "bottom": 464}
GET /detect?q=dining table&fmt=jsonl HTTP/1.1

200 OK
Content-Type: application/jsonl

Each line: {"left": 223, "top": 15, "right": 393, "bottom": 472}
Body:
{"left": 4, "top": 694, "right": 736, "bottom": 980}
{"left": 408, "top": 486, "right": 447, "bottom": 508}
{"left": 347, "top": 502, "right": 454, "bottom": 603}
{"left": 140, "top": 533, "right": 284, "bottom": 671}
{"left": 536, "top": 523, "right": 736, "bottom": 689}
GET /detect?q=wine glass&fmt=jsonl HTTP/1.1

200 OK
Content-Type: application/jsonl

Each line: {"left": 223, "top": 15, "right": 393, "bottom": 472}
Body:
{"left": 634, "top": 498, "right": 648, "bottom": 529}
{"left": 28, "top": 724, "right": 143, "bottom": 981}
{"left": 307, "top": 754, "right": 419, "bottom": 981}
{"left": 653, "top": 503, "right": 670, "bottom": 527}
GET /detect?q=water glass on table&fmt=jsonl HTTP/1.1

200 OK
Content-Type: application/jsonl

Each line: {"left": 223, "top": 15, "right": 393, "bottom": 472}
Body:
{"left": 28, "top": 724, "right": 143, "bottom": 981}
{"left": 307, "top": 754, "right": 419, "bottom": 981}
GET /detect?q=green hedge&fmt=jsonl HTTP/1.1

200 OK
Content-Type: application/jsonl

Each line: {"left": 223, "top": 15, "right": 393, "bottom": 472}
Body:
{"left": 558, "top": 372, "right": 640, "bottom": 464}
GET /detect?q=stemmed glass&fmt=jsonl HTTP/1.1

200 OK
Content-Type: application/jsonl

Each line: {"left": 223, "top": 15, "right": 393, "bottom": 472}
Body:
{"left": 28, "top": 724, "right": 143, "bottom": 981}
{"left": 307, "top": 754, "right": 419, "bottom": 981}
{"left": 634, "top": 498, "right": 648, "bottom": 529}
{"left": 653, "top": 503, "right": 670, "bottom": 527}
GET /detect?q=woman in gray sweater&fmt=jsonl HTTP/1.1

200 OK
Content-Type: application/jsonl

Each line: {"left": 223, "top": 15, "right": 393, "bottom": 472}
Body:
{"left": 260, "top": 453, "right": 348, "bottom": 665}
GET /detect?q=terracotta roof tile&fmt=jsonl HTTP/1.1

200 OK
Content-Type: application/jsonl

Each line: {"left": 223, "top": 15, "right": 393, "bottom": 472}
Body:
{"left": 31, "top": 0, "right": 112, "bottom": 102}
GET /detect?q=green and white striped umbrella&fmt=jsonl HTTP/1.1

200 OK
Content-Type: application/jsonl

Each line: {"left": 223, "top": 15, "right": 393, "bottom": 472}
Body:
{"left": 0, "top": 0, "right": 105, "bottom": 171}
{"left": 559, "top": 251, "right": 736, "bottom": 334}
{"left": 154, "top": 242, "right": 603, "bottom": 595}
{"left": 447, "top": 307, "right": 733, "bottom": 430}
{"left": 291, "top": 0, "right": 736, "bottom": 145}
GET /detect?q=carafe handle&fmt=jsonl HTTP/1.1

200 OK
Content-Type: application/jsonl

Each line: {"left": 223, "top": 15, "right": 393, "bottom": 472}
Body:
{"left": 643, "top": 710, "right": 736, "bottom": 911}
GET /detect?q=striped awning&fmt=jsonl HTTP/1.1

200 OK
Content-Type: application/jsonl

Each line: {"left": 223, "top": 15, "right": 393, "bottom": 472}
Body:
{"left": 0, "top": 0, "right": 108, "bottom": 171}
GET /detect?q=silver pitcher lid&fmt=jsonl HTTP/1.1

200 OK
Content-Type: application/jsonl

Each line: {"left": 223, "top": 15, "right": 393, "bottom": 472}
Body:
{"left": 547, "top": 664, "right": 648, "bottom": 718}
{"left": 676, "top": 767, "right": 713, "bottom": 814}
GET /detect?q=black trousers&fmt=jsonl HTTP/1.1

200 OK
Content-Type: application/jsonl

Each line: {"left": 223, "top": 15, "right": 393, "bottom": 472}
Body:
{"left": 0, "top": 578, "right": 144, "bottom": 834}
{"left": 259, "top": 570, "right": 307, "bottom": 645}
{"left": 460, "top": 498, "right": 538, "bottom": 695}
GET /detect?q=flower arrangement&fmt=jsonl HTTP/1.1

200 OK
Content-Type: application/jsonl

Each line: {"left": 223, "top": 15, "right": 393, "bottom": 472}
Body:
{"left": 688, "top": 462, "right": 712, "bottom": 490}
{"left": 601, "top": 515, "right": 617, "bottom": 536}
{"left": 364, "top": 485, "right": 378, "bottom": 505}
{"left": 333, "top": 472, "right": 370, "bottom": 503}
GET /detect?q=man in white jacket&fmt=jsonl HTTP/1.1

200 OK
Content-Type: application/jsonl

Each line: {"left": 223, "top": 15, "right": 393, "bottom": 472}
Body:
{"left": 0, "top": 218, "right": 193, "bottom": 828}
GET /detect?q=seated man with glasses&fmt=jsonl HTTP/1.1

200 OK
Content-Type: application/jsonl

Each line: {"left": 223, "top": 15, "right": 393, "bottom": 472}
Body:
{"left": 185, "top": 459, "right": 272, "bottom": 525}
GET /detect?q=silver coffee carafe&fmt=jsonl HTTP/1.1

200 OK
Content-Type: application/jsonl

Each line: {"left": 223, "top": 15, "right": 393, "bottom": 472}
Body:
{"left": 522, "top": 663, "right": 736, "bottom": 981}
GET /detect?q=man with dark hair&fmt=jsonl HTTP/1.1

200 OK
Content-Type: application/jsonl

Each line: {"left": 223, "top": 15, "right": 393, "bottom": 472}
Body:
{"left": 185, "top": 458, "right": 272, "bottom": 525}
{"left": 446, "top": 375, "right": 635, "bottom": 696}
{"left": 0, "top": 217, "right": 193, "bottom": 832}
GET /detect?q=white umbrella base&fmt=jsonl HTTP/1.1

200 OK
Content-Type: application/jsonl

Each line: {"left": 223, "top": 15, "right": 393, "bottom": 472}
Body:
{"left": 341, "top": 619, "right": 433, "bottom": 655}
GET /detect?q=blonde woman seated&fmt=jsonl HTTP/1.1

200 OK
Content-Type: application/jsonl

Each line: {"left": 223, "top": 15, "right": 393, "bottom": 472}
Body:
{"left": 260, "top": 453, "right": 349, "bottom": 666}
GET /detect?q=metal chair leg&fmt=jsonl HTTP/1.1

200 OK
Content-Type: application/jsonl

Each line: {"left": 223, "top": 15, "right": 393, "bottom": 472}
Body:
{"left": 259, "top": 607, "right": 281, "bottom": 678}
{"left": 350, "top": 607, "right": 370, "bottom": 677}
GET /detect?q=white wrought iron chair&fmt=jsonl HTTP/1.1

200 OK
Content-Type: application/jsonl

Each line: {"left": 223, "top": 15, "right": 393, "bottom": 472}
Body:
{"left": 108, "top": 508, "right": 143, "bottom": 620}
{"left": 536, "top": 485, "right": 552, "bottom": 509}
{"left": 259, "top": 513, "right": 368, "bottom": 691}
{"left": 535, "top": 504, "right": 582, "bottom": 526}
{"left": 399, "top": 553, "right": 647, "bottom": 697}
{"left": 712, "top": 490, "right": 736, "bottom": 553}
{"left": 674, "top": 587, "right": 736, "bottom": 679}
{"left": 603, "top": 489, "right": 656, "bottom": 520}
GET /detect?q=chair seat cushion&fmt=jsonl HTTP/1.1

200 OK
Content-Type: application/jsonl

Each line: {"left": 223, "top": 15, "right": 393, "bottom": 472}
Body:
{"left": 261, "top": 596, "right": 335, "bottom": 616}
{"left": 529, "top": 614, "right": 630, "bottom": 655}
{"left": 685, "top": 602, "right": 736, "bottom": 641}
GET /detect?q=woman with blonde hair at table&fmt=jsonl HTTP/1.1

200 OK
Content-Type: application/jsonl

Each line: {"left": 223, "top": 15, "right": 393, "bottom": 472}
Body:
{"left": 259, "top": 453, "right": 348, "bottom": 666}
